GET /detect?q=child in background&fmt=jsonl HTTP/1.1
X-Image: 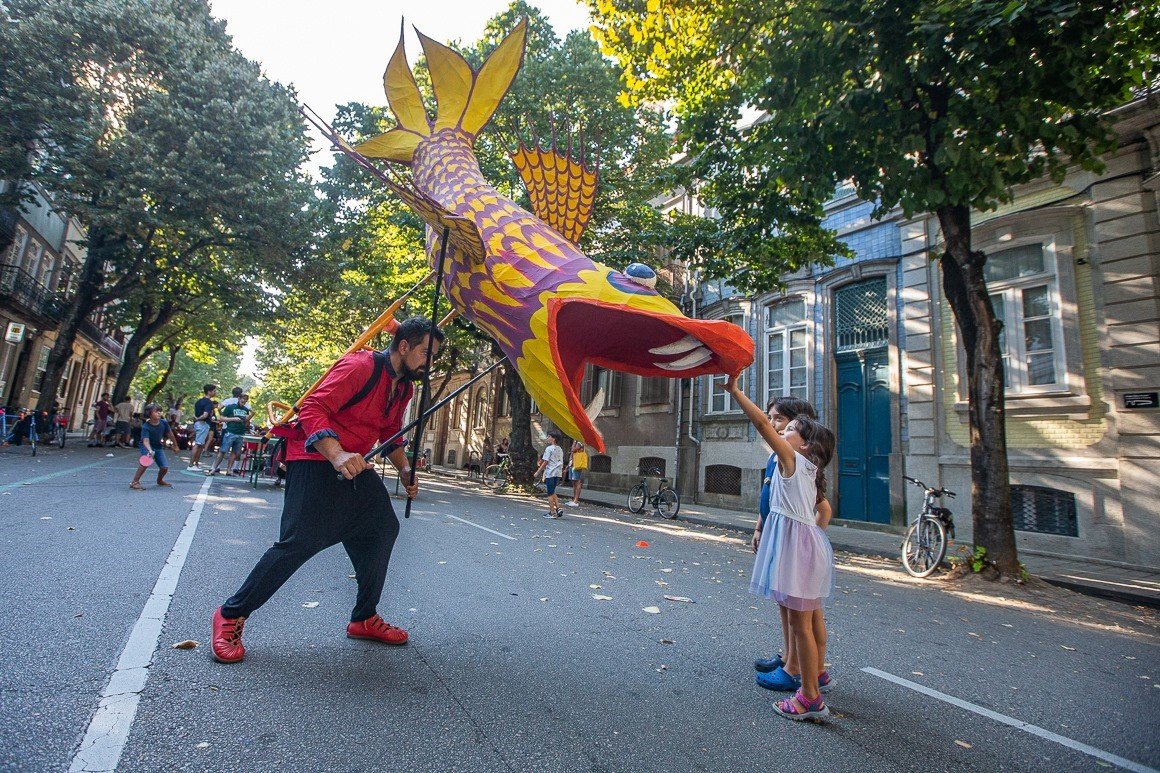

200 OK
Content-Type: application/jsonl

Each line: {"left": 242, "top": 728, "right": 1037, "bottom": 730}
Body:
{"left": 535, "top": 430, "right": 565, "bottom": 519}
{"left": 726, "top": 375, "right": 836, "bottom": 720}
{"left": 754, "top": 397, "right": 833, "bottom": 694}
{"left": 566, "top": 440, "right": 587, "bottom": 507}
{"left": 130, "top": 403, "right": 180, "bottom": 491}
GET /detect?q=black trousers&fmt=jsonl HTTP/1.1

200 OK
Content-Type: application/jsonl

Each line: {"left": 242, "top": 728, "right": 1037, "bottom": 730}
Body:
{"left": 222, "top": 461, "right": 401, "bottom": 622}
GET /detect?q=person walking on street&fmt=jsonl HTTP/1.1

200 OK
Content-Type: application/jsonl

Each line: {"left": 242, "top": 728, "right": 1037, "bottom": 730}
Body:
{"left": 113, "top": 397, "right": 133, "bottom": 448}
{"left": 88, "top": 394, "right": 113, "bottom": 447}
{"left": 129, "top": 403, "right": 179, "bottom": 490}
{"left": 189, "top": 384, "right": 216, "bottom": 468}
{"left": 535, "top": 430, "right": 565, "bottom": 519}
{"left": 566, "top": 440, "right": 587, "bottom": 507}
{"left": 210, "top": 317, "right": 444, "bottom": 664}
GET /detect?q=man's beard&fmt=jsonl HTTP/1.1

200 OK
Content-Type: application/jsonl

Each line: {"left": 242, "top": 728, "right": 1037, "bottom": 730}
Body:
{"left": 399, "top": 363, "right": 426, "bottom": 381}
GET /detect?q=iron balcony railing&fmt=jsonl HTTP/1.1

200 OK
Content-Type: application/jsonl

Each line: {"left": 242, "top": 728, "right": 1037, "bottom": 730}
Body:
{"left": 0, "top": 263, "right": 60, "bottom": 322}
{"left": 0, "top": 263, "right": 124, "bottom": 361}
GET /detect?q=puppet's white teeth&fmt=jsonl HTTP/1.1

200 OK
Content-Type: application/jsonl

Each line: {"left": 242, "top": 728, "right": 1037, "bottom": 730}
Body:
{"left": 655, "top": 346, "right": 712, "bottom": 370}
{"left": 649, "top": 335, "right": 701, "bottom": 356}
{"left": 584, "top": 388, "right": 605, "bottom": 422}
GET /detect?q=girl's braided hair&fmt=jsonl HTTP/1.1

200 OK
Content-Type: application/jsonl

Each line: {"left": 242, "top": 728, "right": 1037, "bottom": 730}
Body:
{"left": 791, "top": 416, "right": 835, "bottom": 505}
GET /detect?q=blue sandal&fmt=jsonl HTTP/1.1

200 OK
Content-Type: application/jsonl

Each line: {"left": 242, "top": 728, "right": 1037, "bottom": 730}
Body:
{"left": 754, "top": 653, "right": 784, "bottom": 673}
{"left": 756, "top": 666, "right": 801, "bottom": 691}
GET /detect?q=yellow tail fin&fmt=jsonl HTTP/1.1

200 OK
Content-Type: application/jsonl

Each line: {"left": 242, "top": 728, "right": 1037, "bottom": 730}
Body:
{"left": 357, "top": 19, "right": 527, "bottom": 164}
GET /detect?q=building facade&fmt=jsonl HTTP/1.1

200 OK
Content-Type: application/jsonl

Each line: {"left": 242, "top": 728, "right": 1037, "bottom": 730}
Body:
{"left": 670, "top": 100, "right": 1160, "bottom": 570}
{"left": 0, "top": 182, "right": 124, "bottom": 430}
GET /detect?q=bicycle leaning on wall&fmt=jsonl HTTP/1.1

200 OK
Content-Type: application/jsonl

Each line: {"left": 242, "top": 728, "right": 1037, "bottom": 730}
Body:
{"left": 627, "top": 468, "right": 680, "bottom": 519}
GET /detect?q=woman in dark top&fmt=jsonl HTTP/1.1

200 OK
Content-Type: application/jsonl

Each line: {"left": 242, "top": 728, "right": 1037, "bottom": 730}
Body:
{"left": 130, "top": 403, "right": 179, "bottom": 491}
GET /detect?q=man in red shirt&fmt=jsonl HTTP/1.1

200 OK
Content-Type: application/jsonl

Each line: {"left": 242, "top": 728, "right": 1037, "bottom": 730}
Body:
{"left": 211, "top": 317, "right": 444, "bottom": 664}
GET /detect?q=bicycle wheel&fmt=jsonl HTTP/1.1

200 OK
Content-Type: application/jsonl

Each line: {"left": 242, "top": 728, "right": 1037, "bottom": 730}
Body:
{"left": 656, "top": 488, "right": 680, "bottom": 519}
{"left": 30, "top": 427, "right": 37, "bottom": 457}
{"left": 627, "top": 483, "right": 647, "bottom": 513}
{"left": 55, "top": 426, "right": 66, "bottom": 448}
{"left": 902, "top": 517, "right": 947, "bottom": 578}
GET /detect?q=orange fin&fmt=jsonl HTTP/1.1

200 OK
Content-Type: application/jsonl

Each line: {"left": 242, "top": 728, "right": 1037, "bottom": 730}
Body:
{"left": 510, "top": 120, "right": 598, "bottom": 245}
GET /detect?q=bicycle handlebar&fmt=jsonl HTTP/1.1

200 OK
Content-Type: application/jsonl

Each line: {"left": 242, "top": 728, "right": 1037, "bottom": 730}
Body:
{"left": 902, "top": 475, "right": 956, "bottom": 498}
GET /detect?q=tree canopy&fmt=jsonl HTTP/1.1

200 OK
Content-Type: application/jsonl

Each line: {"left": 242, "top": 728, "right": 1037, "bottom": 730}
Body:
{"left": 590, "top": 0, "right": 1158, "bottom": 575}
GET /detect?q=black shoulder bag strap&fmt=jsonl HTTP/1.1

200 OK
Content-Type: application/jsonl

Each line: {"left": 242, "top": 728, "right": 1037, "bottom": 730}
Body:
{"left": 337, "top": 351, "right": 389, "bottom": 413}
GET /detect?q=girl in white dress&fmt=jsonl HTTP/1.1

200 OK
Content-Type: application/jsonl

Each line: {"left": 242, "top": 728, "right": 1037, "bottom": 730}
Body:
{"left": 726, "top": 376, "right": 836, "bottom": 720}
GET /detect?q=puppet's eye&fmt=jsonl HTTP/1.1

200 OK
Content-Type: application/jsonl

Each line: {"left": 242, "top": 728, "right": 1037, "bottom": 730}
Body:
{"left": 623, "top": 262, "right": 657, "bottom": 289}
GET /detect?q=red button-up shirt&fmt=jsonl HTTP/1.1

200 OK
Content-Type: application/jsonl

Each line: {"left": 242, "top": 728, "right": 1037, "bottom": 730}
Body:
{"left": 287, "top": 350, "right": 414, "bottom": 463}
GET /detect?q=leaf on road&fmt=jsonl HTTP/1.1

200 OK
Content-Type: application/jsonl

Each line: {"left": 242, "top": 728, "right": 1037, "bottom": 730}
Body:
{"left": 664, "top": 595, "right": 694, "bottom": 603}
{"left": 40, "top": 517, "right": 51, "bottom": 520}
{"left": 636, "top": 540, "right": 650, "bottom": 548}
{"left": 438, "top": 561, "right": 447, "bottom": 565}
{"left": 592, "top": 594, "right": 613, "bottom": 601}
{"left": 589, "top": 584, "right": 602, "bottom": 589}
{"left": 643, "top": 606, "right": 661, "bottom": 614}
{"left": 171, "top": 640, "right": 199, "bottom": 650}
{"left": 539, "top": 597, "right": 549, "bottom": 602}
{"left": 196, "top": 742, "right": 210, "bottom": 749}
{"left": 954, "top": 740, "right": 972, "bottom": 749}
{"left": 602, "top": 572, "right": 616, "bottom": 578}
{"left": 655, "top": 581, "right": 668, "bottom": 587}
{"left": 1061, "top": 645, "right": 1076, "bottom": 651}
{"left": 656, "top": 664, "right": 668, "bottom": 672}
{"left": 660, "top": 639, "right": 674, "bottom": 644}
{"left": 912, "top": 671, "right": 924, "bottom": 676}
{"left": 302, "top": 601, "right": 320, "bottom": 608}
{"left": 661, "top": 568, "right": 673, "bottom": 573}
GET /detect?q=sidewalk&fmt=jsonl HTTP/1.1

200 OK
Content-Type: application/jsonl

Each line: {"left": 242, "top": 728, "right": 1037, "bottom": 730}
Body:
{"left": 426, "top": 465, "right": 1159, "bottom": 608}
{"left": 575, "top": 486, "right": 1160, "bottom": 609}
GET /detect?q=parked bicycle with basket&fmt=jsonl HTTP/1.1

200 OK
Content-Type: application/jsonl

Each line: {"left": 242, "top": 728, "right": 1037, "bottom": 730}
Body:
{"left": 628, "top": 468, "right": 680, "bottom": 519}
{"left": 901, "top": 475, "right": 956, "bottom": 577}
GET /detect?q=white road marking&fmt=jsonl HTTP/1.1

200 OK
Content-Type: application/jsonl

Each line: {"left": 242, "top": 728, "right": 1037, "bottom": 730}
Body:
{"left": 446, "top": 514, "right": 516, "bottom": 541}
{"left": 862, "top": 667, "right": 1158, "bottom": 773}
{"left": 0, "top": 458, "right": 116, "bottom": 492}
{"left": 69, "top": 476, "right": 214, "bottom": 772}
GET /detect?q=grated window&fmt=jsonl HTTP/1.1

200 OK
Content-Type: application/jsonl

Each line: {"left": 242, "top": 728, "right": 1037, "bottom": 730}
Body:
{"left": 590, "top": 454, "right": 612, "bottom": 473}
{"left": 445, "top": 449, "right": 456, "bottom": 467}
{"left": 704, "top": 464, "right": 742, "bottom": 496}
{"left": 834, "top": 278, "right": 888, "bottom": 352}
{"left": 639, "top": 457, "right": 666, "bottom": 477}
{"left": 1011, "top": 485, "right": 1078, "bottom": 537}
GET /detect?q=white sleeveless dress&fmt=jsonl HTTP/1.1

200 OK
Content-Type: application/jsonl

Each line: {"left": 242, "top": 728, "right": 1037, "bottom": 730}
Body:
{"left": 749, "top": 451, "right": 834, "bottom": 610}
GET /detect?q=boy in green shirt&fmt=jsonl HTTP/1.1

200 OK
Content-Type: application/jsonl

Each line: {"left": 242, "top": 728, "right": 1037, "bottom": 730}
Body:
{"left": 207, "top": 394, "right": 252, "bottom": 476}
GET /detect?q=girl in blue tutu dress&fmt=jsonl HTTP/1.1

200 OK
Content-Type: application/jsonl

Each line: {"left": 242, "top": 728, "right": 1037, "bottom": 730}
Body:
{"left": 725, "top": 376, "right": 836, "bottom": 720}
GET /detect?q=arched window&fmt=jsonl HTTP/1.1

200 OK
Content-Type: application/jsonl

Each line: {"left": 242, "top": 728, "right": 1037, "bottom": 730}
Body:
{"left": 590, "top": 454, "right": 612, "bottom": 473}
{"left": 638, "top": 456, "right": 666, "bottom": 477}
{"left": 704, "top": 464, "right": 742, "bottom": 495}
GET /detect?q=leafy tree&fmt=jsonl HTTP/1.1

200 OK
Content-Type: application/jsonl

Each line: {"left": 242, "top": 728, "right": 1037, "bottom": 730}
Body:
{"left": 0, "top": 0, "right": 313, "bottom": 413}
{"left": 590, "top": 0, "right": 1158, "bottom": 575}
{"left": 133, "top": 339, "right": 243, "bottom": 416}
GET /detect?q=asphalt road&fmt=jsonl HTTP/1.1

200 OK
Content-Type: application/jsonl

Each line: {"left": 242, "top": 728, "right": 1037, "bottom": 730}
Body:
{"left": 1, "top": 444, "right": 1158, "bottom": 772}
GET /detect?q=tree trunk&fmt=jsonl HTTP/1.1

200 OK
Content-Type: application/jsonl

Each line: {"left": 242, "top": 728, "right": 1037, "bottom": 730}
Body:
{"left": 936, "top": 204, "right": 1019, "bottom": 576}
{"left": 35, "top": 228, "right": 122, "bottom": 411}
{"left": 145, "top": 345, "right": 181, "bottom": 404}
{"left": 503, "top": 360, "right": 537, "bottom": 486}
{"left": 111, "top": 300, "right": 179, "bottom": 402}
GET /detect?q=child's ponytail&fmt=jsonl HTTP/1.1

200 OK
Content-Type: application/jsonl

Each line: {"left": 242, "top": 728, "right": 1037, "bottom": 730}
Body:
{"left": 791, "top": 417, "right": 836, "bottom": 506}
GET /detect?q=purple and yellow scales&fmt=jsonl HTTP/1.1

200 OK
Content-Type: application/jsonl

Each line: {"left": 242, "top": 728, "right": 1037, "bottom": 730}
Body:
{"left": 340, "top": 20, "right": 753, "bottom": 453}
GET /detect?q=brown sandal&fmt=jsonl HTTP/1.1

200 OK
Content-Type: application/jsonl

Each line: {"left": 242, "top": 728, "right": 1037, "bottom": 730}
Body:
{"left": 129, "top": 483, "right": 145, "bottom": 491}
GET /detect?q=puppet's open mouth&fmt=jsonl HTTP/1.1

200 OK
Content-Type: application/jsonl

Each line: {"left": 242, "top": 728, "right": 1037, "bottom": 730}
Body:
{"left": 548, "top": 298, "right": 754, "bottom": 452}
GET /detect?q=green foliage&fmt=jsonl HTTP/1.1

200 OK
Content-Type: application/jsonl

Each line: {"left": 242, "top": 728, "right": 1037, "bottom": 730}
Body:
{"left": 132, "top": 342, "right": 243, "bottom": 411}
{"left": 970, "top": 545, "right": 989, "bottom": 573}
{"left": 590, "top": 0, "right": 1159, "bottom": 292}
{"left": 0, "top": 0, "right": 316, "bottom": 408}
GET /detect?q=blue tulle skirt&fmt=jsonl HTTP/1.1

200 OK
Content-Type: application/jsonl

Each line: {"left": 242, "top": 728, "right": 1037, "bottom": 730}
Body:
{"left": 749, "top": 512, "right": 834, "bottom": 611}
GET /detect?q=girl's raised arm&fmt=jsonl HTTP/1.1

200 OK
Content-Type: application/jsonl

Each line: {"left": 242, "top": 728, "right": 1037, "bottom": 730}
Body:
{"left": 724, "top": 375, "right": 796, "bottom": 475}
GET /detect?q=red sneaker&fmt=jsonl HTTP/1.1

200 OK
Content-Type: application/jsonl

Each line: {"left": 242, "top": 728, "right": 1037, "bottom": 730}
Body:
{"left": 211, "top": 607, "right": 246, "bottom": 663}
{"left": 346, "top": 614, "right": 408, "bottom": 645}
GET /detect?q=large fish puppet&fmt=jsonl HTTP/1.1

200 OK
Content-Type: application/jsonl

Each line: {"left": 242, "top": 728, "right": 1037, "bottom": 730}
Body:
{"left": 339, "top": 20, "right": 753, "bottom": 453}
